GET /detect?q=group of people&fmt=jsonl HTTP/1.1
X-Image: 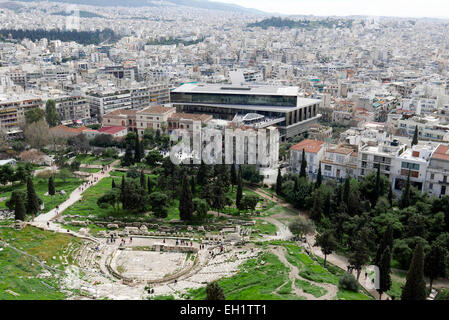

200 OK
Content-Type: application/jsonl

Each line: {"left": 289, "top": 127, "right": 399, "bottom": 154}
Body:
{"left": 175, "top": 239, "right": 193, "bottom": 246}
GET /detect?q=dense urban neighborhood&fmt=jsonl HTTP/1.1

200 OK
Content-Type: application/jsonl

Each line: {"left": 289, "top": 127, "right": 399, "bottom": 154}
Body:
{"left": 1, "top": 0, "right": 449, "bottom": 303}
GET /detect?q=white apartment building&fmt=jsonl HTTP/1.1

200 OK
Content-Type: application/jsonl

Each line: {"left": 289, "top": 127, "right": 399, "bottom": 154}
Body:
{"left": 290, "top": 139, "right": 325, "bottom": 177}
{"left": 425, "top": 144, "right": 449, "bottom": 197}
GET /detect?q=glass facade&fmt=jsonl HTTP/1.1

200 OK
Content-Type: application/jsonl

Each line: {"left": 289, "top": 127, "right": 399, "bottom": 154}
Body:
{"left": 172, "top": 92, "right": 297, "bottom": 107}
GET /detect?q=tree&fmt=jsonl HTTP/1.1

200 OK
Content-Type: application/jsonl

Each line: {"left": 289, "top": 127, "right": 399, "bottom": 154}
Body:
{"left": 122, "top": 145, "right": 134, "bottom": 167}
{"left": 236, "top": 167, "right": 243, "bottom": 209}
{"left": 400, "top": 170, "right": 412, "bottom": 209}
{"left": 374, "top": 225, "right": 394, "bottom": 267}
{"left": 149, "top": 192, "right": 169, "bottom": 218}
{"left": 97, "top": 189, "right": 121, "bottom": 214}
{"left": 239, "top": 194, "right": 260, "bottom": 212}
{"left": 145, "top": 150, "right": 163, "bottom": 167}
{"left": 45, "top": 99, "right": 60, "bottom": 127}
{"left": 300, "top": 149, "right": 307, "bottom": 178}
{"left": 68, "top": 134, "right": 90, "bottom": 154}
{"left": 315, "top": 229, "right": 337, "bottom": 267}
{"left": 14, "top": 165, "right": 29, "bottom": 185}
{"left": 48, "top": 176, "right": 55, "bottom": 196}
{"left": 179, "top": 174, "right": 193, "bottom": 221}
{"left": 241, "top": 165, "right": 263, "bottom": 184}
{"left": 230, "top": 163, "right": 237, "bottom": 191}
{"left": 316, "top": 162, "right": 322, "bottom": 188}
{"left": 343, "top": 176, "right": 351, "bottom": 208}
{"left": 13, "top": 192, "right": 26, "bottom": 221}
{"left": 193, "top": 198, "right": 209, "bottom": 221}
{"left": 112, "top": 179, "right": 116, "bottom": 189}
{"left": 24, "top": 119, "right": 51, "bottom": 150}
{"left": 134, "top": 134, "right": 141, "bottom": 163}
{"left": 411, "top": 125, "right": 419, "bottom": 147}
{"left": 26, "top": 177, "right": 40, "bottom": 217}
{"left": 25, "top": 108, "right": 45, "bottom": 124}
{"left": 197, "top": 162, "right": 210, "bottom": 187}
{"left": 147, "top": 176, "right": 151, "bottom": 194}
{"left": 348, "top": 230, "right": 371, "bottom": 280}
{"left": 140, "top": 170, "right": 146, "bottom": 190}
{"left": 289, "top": 216, "right": 314, "bottom": 239}
{"left": 276, "top": 167, "right": 282, "bottom": 195}
{"left": 0, "top": 165, "right": 15, "bottom": 186}
{"left": 377, "top": 247, "right": 392, "bottom": 300}
{"left": 424, "top": 243, "right": 447, "bottom": 292}
{"left": 375, "top": 164, "right": 381, "bottom": 204}
{"left": 388, "top": 185, "right": 394, "bottom": 207}
{"left": 401, "top": 242, "right": 426, "bottom": 300}
{"left": 205, "top": 282, "right": 225, "bottom": 300}
{"left": 57, "top": 168, "right": 72, "bottom": 183}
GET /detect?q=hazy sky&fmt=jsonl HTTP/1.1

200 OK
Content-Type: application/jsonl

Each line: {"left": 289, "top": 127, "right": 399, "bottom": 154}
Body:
{"left": 211, "top": 0, "right": 449, "bottom": 18}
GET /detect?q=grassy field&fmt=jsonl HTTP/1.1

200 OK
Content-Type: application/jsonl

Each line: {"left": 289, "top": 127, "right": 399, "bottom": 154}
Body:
{"left": 0, "top": 226, "right": 83, "bottom": 299}
{"left": 251, "top": 219, "right": 277, "bottom": 235}
{"left": 387, "top": 269, "right": 406, "bottom": 299}
{"left": 78, "top": 168, "right": 101, "bottom": 173}
{"left": 295, "top": 278, "right": 328, "bottom": 298}
{"left": 0, "top": 177, "right": 83, "bottom": 214}
{"left": 74, "top": 154, "right": 114, "bottom": 166}
{"left": 185, "top": 252, "right": 303, "bottom": 300}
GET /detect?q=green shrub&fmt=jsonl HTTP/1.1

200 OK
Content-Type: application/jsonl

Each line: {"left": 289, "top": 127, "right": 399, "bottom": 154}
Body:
{"left": 338, "top": 273, "right": 359, "bottom": 292}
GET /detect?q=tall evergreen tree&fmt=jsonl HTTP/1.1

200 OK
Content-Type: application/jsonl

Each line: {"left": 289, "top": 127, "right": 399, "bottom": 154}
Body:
{"left": 179, "top": 174, "right": 193, "bottom": 221}
{"left": 315, "top": 229, "right": 337, "bottom": 267}
{"left": 300, "top": 149, "right": 307, "bottom": 178}
{"left": 230, "top": 163, "right": 237, "bottom": 191}
{"left": 401, "top": 242, "right": 426, "bottom": 300}
{"left": 236, "top": 167, "right": 243, "bottom": 209}
{"left": 377, "top": 247, "right": 392, "bottom": 300}
{"left": 276, "top": 167, "right": 282, "bottom": 195}
{"left": 411, "top": 125, "right": 419, "bottom": 146}
{"left": 374, "top": 225, "right": 394, "bottom": 267}
{"left": 121, "top": 176, "right": 126, "bottom": 209}
{"left": 190, "top": 176, "right": 196, "bottom": 195}
{"left": 26, "top": 177, "right": 40, "bottom": 217}
{"left": 343, "top": 176, "right": 351, "bottom": 208}
{"left": 140, "top": 170, "right": 146, "bottom": 190}
{"left": 112, "top": 179, "right": 116, "bottom": 189}
{"left": 388, "top": 185, "right": 394, "bottom": 207}
{"left": 14, "top": 192, "right": 26, "bottom": 221}
{"left": 122, "top": 145, "right": 134, "bottom": 167}
{"left": 147, "top": 176, "right": 152, "bottom": 194}
{"left": 424, "top": 243, "right": 447, "bottom": 292}
{"left": 315, "top": 162, "right": 322, "bottom": 188}
{"left": 375, "top": 164, "right": 381, "bottom": 203}
{"left": 205, "top": 282, "right": 225, "bottom": 300}
{"left": 400, "top": 170, "right": 411, "bottom": 209}
{"left": 45, "top": 99, "right": 60, "bottom": 127}
{"left": 134, "top": 134, "right": 141, "bottom": 163}
{"left": 197, "top": 162, "right": 210, "bottom": 187}
{"left": 48, "top": 176, "right": 55, "bottom": 196}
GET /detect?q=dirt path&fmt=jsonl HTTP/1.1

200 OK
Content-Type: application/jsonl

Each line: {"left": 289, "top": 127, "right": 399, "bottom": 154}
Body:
{"left": 269, "top": 246, "right": 337, "bottom": 300}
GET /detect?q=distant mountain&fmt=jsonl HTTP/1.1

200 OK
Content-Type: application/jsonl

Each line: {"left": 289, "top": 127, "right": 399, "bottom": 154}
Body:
{"left": 12, "top": 0, "right": 266, "bottom": 14}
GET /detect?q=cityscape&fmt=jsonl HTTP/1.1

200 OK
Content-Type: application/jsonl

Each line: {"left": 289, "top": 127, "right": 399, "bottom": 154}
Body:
{"left": 0, "top": 0, "right": 449, "bottom": 307}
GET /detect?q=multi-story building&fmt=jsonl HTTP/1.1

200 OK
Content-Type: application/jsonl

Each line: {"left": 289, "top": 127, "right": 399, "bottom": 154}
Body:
{"left": 321, "top": 145, "right": 359, "bottom": 179}
{"left": 87, "top": 89, "right": 132, "bottom": 120}
{"left": 171, "top": 83, "right": 322, "bottom": 141}
{"left": 102, "top": 109, "right": 137, "bottom": 133}
{"left": 135, "top": 105, "right": 176, "bottom": 136}
{"left": 290, "top": 139, "right": 325, "bottom": 177}
{"left": 425, "top": 144, "right": 449, "bottom": 197}
{"left": 52, "top": 95, "right": 90, "bottom": 122}
{"left": 0, "top": 95, "right": 42, "bottom": 132}
{"left": 168, "top": 113, "right": 213, "bottom": 134}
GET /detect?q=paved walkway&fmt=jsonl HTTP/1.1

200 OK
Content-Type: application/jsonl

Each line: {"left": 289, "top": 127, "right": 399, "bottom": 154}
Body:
{"left": 33, "top": 160, "right": 119, "bottom": 224}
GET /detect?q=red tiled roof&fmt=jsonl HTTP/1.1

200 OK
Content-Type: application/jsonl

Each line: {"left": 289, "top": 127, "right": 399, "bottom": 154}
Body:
{"left": 139, "top": 105, "right": 175, "bottom": 114}
{"left": 98, "top": 126, "right": 127, "bottom": 134}
{"left": 50, "top": 125, "right": 89, "bottom": 134}
{"left": 432, "top": 144, "right": 449, "bottom": 161}
{"left": 103, "top": 109, "right": 136, "bottom": 117}
{"left": 169, "top": 113, "right": 212, "bottom": 122}
{"left": 290, "top": 139, "right": 325, "bottom": 154}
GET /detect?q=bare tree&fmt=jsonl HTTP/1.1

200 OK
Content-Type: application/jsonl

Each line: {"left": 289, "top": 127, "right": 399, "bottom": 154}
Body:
{"left": 24, "top": 119, "right": 51, "bottom": 150}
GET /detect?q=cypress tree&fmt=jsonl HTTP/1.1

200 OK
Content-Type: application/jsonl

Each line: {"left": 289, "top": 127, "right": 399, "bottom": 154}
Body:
{"left": 179, "top": 174, "right": 193, "bottom": 221}
{"left": 236, "top": 168, "right": 243, "bottom": 209}
{"left": 190, "top": 176, "right": 196, "bottom": 195}
{"left": 411, "top": 125, "right": 419, "bottom": 147}
{"left": 147, "top": 176, "right": 151, "bottom": 194}
{"left": 375, "top": 164, "right": 381, "bottom": 203}
{"left": 48, "top": 176, "right": 55, "bottom": 196}
{"left": 205, "top": 282, "right": 225, "bottom": 300}
{"left": 276, "top": 167, "right": 282, "bottom": 195}
{"left": 230, "top": 163, "right": 237, "bottom": 191}
{"left": 197, "top": 162, "right": 209, "bottom": 187}
{"left": 400, "top": 170, "right": 411, "bottom": 209}
{"left": 300, "top": 149, "right": 307, "bottom": 178}
{"left": 315, "top": 162, "right": 322, "bottom": 188}
{"left": 375, "top": 225, "right": 394, "bottom": 267}
{"left": 401, "top": 242, "right": 426, "bottom": 300}
{"left": 134, "top": 134, "right": 141, "bottom": 163}
{"left": 388, "top": 185, "right": 393, "bottom": 207}
{"left": 14, "top": 192, "right": 26, "bottom": 221}
{"left": 121, "top": 176, "right": 126, "bottom": 209}
{"left": 377, "top": 247, "right": 392, "bottom": 300}
{"left": 140, "top": 170, "right": 146, "bottom": 190}
{"left": 123, "top": 145, "right": 134, "bottom": 167}
{"left": 424, "top": 243, "right": 447, "bottom": 292}
{"left": 26, "top": 177, "right": 40, "bottom": 217}
{"left": 343, "top": 176, "right": 351, "bottom": 207}
{"left": 112, "top": 179, "right": 116, "bottom": 188}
